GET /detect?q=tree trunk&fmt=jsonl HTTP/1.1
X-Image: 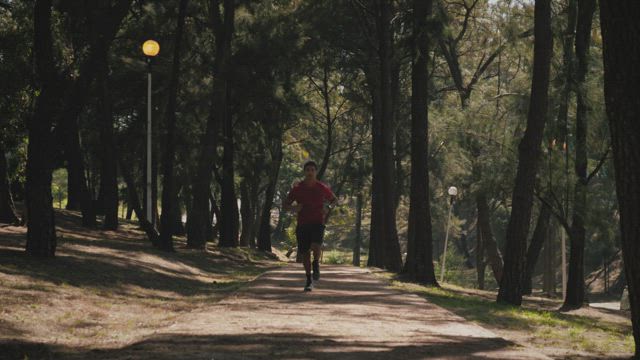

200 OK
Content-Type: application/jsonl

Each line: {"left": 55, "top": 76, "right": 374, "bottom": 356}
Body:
{"left": 0, "top": 143, "right": 19, "bottom": 224}
{"left": 60, "top": 0, "right": 133, "bottom": 226}
{"left": 25, "top": 0, "right": 57, "bottom": 257}
{"left": 365, "top": 57, "right": 385, "bottom": 268}
{"left": 543, "top": 221, "right": 556, "bottom": 295}
{"left": 378, "top": 0, "right": 402, "bottom": 272}
{"left": 63, "top": 118, "right": 96, "bottom": 227}
{"left": 455, "top": 232, "right": 474, "bottom": 269}
{"left": 476, "top": 215, "right": 485, "bottom": 289}
{"left": 172, "top": 198, "right": 185, "bottom": 235}
{"left": 249, "top": 182, "right": 261, "bottom": 248}
{"left": 554, "top": 0, "right": 577, "bottom": 150}
{"left": 188, "top": 0, "right": 234, "bottom": 249}
{"left": 523, "top": 201, "right": 552, "bottom": 295}
{"left": 477, "top": 193, "right": 503, "bottom": 284}
{"left": 158, "top": 0, "right": 188, "bottom": 252}
{"left": 353, "top": 170, "right": 363, "bottom": 267}
{"left": 210, "top": 191, "right": 221, "bottom": 241}
{"left": 118, "top": 155, "right": 143, "bottom": 224}
{"left": 219, "top": 116, "right": 239, "bottom": 247}
{"left": 316, "top": 63, "right": 333, "bottom": 182}
{"left": 211, "top": 0, "right": 238, "bottom": 248}
{"left": 599, "top": 3, "right": 640, "bottom": 355}
{"left": 257, "top": 133, "right": 283, "bottom": 252}
{"left": 66, "top": 165, "right": 82, "bottom": 210}
{"left": 98, "top": 59, "right": 119, "bottom": 230}
{"left": 393, "top": 124, "right": 405, "bottom": 211}
{"left": 240, "top": 179, "right": 253, "bottom": 247}
{"left": 498, "top": 0, "right": 552, "bottom": 306}
{"left": 404, "top": 0, "right": 438, "bottom": 284}
{"left": 392, "top": 60, "right": 404, "bottom": 212}
{"left": 188, "top": 137, "right": 214, "bottom": 248}
{"left": 563, "top": 0, "right": 596, "bottom": 310}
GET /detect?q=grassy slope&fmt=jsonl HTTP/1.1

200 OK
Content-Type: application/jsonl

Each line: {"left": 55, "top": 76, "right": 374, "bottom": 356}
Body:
{"left": 0, "top": 210, "right": 283, "bottom": 358}
{"left": 375, "top": 272, "right": 634, "bottom": 358}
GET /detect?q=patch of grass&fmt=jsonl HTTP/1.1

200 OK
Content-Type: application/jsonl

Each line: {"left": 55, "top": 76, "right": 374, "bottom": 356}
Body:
{"left": 321, "top": 248, "right": 368, "bottom": 266}
{"left": 383, "top": 276, "right": 634, "bottom": 356}
{"left": 323, "top": 249, "right": 350, "bottom": 265}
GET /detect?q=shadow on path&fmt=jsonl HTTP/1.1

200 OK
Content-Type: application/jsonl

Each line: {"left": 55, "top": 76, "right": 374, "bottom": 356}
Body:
{"left": 0, "top": 332, "right": 519, "bottom": 360}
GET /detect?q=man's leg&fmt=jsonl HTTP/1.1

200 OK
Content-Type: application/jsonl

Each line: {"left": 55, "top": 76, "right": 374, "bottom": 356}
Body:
{"left": 311, "top": 243, "right": 321, "bottom": 280}
{"left": 303, "top": 249, "right": 312, "bottom": 276}
{"left": 311, "top": 224, "right": 324, "bottom": 281}
{"left": 311, "top": 243, "right": 321, "bottom": 262}
{"left": 303, "top": 250, "right": 313, "bottom": 291}
{"left": 297, "top": 225, "right": 313, "bottom": 291}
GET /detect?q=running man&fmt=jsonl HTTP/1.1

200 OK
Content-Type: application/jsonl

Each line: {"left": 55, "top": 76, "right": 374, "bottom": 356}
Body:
{"left": 284, "top": 160, "right": 337, "bottom": 291}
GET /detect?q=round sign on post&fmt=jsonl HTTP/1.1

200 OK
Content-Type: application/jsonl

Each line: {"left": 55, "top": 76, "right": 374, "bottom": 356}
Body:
{"left": 448, "top": 186, "right": 458, "bottom": 197}
{"left": 142, "top": 40, "right": 160, "bottom": 57}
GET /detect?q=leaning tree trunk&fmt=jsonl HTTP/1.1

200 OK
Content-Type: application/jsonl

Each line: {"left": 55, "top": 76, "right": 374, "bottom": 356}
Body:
{"left": 0, "top": 143, "right": 19, "bottom": 224}
{"left": 600, "top": 2, "right": 640, "bottom": 356}
{"left": 26, "top": 0, "right": 57, "bottom": 257}
{"left": 522, "top": 201, "right": 552, "bottom": 295}
{"left": 405, "top": 0, "right": 438, "bottom": 285}
{"left": 159, "top": 0, "right": 188, "bottom": 252}
{"left": 497, "top": 0, "right": 553, "bottom": 306}
{"left": 563, "top": 0, "right": 596, "bottom": 310}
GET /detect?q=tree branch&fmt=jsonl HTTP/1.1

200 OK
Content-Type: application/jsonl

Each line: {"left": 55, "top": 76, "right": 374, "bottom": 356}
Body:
{"left": 535, "top": 191, "right": 570, "bottom": 233}
{"left": 586, "top": 146, "right": 611, "bottom": 184}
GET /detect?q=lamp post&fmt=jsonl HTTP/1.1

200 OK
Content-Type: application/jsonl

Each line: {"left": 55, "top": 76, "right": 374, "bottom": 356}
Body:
{"left": 142, "top": 40, "right": 159, "bottom": 226}
{"left": 440, "top": 186, "right": 458, "bottom": 283}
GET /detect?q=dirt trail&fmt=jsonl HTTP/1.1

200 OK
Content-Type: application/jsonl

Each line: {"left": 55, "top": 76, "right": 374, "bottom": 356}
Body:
{"left": 54, "top": 264, "right": 550, "bottom": 360}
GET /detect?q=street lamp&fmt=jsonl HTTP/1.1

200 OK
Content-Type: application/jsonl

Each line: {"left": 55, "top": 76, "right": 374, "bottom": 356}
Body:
{"left": 142, "top": 40, "right": 159, "bottom": 226}
{"left": 440, "top": 186, "right": 458, "bottom": 283}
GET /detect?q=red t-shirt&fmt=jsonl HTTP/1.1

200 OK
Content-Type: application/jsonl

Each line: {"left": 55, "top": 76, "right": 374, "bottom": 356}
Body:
{"left": 286, "top": 180, "right": 334, "bottom": 225}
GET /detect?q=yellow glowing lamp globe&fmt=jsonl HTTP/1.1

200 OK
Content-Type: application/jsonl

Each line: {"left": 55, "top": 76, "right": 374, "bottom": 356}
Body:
{"left": 142, "top": 40, "right": 160, "bottom": 57}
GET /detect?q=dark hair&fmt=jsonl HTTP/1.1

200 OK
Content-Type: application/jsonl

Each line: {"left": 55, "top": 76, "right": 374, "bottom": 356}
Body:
{"left": 303, "top": 160, "right": 317, "bottom": 171}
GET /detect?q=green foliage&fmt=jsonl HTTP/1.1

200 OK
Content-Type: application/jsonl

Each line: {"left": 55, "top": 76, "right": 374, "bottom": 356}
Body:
{"left": 323, "top": 249, "right": 349, "bottom": 265}
{"left": 51, "top": 168, "right": 68, "bottom": 209}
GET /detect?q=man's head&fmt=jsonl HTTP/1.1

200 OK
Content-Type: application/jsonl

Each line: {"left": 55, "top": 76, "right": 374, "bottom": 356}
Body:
{"left": 303, "top": 160, "right": 318, "bottom": 181}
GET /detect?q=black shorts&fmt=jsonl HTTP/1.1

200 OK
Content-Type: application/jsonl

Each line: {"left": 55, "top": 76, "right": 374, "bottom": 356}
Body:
{"left": 296, "top": 224, "right": 325, "bottom": 254}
